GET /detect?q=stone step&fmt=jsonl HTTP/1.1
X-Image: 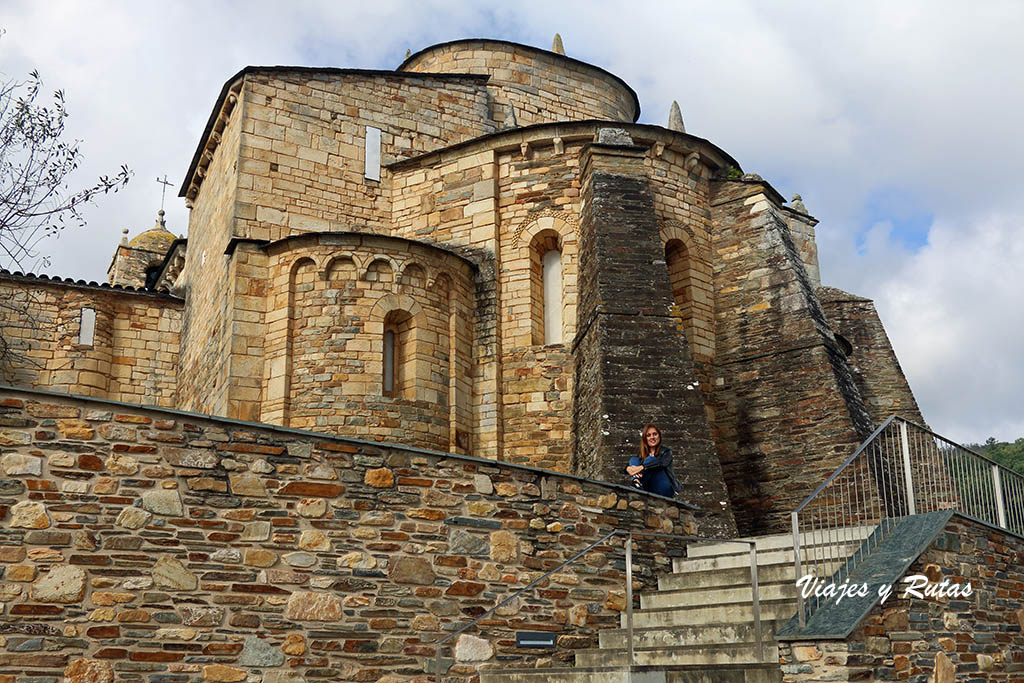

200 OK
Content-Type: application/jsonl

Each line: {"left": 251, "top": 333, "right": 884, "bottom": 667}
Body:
{"left": 478, "top": 667, "right": 632, "bottom": 683}
{"left": 673, "top": 544, "right": 859, "bottom": 573}
{"left": 685, "top": 525, "right": 875, "bottom": 559}
{"left": 576, "top": 642, "right": 779, "bottom": 668}
{"left": 597, "top": 619, "right": 788, "bottom": 650}
{"left": 622, "top": 598, "right": 797, "bottom": 629}
{"left": 640, "top": 581, "right": 797, "bottom": 609}
{"left": 658, "top": 561, "right": 806, "bottom": 591}
{"left": 665, "top": 664, "right": 781, "bottom": 683}
{"left": 481, "top": 665, "right": 781, "bottom": 683}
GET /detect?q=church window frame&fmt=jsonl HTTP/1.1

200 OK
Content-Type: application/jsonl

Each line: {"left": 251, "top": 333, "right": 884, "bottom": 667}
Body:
{"left": 529, "top": 229, "right": 564, "bottom": 346}
{"left": 382, "top": 308, "right": 414, "bottom": 399}
{"left": 79, "top": 307, "right": 96, "bottom": 347}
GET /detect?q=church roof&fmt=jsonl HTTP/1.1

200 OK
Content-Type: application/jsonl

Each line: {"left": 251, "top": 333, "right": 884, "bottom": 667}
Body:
{"left": 0, "top": 269, "right": 182, "bottom": 299}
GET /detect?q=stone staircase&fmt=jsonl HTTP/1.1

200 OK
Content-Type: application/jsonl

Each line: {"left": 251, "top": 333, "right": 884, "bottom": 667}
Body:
{"left": 480, "top": 528, "right": 873, "bottom": 683}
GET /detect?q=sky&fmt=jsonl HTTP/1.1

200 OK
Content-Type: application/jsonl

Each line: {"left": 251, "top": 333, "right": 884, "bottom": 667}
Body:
{"left": 2, "top": 0, "right": 1022, "bottom": 444}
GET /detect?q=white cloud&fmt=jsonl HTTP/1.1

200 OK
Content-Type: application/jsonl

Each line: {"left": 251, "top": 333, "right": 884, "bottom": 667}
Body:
{"left": 871, "top": 210, "right": 1024, "bottom": 443}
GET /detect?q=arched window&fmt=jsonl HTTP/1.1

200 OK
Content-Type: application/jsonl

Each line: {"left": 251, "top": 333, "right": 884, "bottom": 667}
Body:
{"left": 530, "top": 230, "right": 563, "bottom": 345}
{"left": 383, "top": 309, "right": 414, "bottom": 398}
{"left": 665, "top": 238, "right": 691, "bottom": 309}
{"left": 144, "top": 265, "right": 161, "bottom": 289}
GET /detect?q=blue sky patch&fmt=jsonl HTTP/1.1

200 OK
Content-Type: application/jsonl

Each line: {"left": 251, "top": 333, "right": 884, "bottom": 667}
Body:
{"left": 858, "top": 186, "right": 934, "bottom": 252}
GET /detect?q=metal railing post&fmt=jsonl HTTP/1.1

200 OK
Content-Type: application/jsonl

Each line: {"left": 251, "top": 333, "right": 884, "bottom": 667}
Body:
{"left": 993, "top": 464, "right": 1007, "bottom": 529}
{"left": 792, "top": 511, "right": 804, "bottom": 628}
{"left": 625, "top": 532, "right": 634, "bottom": 671}
{"left": 434, "top": 644, "right": 441, "bottom": 683}
{"left": 899, "top": 420, "right": 917, "bottom": 515}
{"left": 749, "top": 542, "right": 762, "bottom": 663}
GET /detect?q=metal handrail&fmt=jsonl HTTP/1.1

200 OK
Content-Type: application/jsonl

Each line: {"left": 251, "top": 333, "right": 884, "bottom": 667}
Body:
{"left": 791, "top": 415, "right": 1024, "bottom": 628}
{"left": 794, "top": 415, "right": 1019, "bottom": 515}
{"left": 792, "top": 416, "right": 897, "bottom": 514}
{"left": 432, "top": 531, "right": 763, "bottom": 680}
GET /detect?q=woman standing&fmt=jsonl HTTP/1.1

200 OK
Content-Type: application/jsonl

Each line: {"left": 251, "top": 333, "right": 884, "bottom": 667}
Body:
{"left": 625, "top": 423, "right": 679, "bottom": 498}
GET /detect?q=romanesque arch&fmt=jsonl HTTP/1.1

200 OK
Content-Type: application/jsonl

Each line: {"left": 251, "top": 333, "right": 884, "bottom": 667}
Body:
{"left": 516, "top": 213, "right": 579, "bottom": 345}
{"left": 659, "top": 222, "right": 714, "bottom": 361}
{"left": 284, "top": 257, "right": 318, "bottom": 425}
{"left": 369, "top": 294, "right": 429, "bottom": 401}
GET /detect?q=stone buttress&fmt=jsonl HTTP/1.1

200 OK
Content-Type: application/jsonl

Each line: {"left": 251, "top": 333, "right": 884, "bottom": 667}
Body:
{"left": 573, "top": 130, "right": 736, "bottom": 537}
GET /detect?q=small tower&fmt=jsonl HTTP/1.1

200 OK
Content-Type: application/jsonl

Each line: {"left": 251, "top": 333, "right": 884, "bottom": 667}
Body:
{"left": 107, "top": 209, "right": 176, "bottom": 289}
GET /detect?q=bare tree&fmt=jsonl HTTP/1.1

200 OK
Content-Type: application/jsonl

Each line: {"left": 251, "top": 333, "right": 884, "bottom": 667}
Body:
{"left": 0, "top": 67, "right": 131, "bottom": 270}
{"left": 0, "top": 30, "right": 131, "bottom": 376}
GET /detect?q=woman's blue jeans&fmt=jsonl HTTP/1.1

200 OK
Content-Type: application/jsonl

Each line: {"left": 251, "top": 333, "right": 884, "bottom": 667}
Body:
{"left": 629, "top": 456, "right": 674, "bottom": 497}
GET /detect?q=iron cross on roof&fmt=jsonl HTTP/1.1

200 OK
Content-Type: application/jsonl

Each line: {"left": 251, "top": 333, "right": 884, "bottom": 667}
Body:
{"left": 156, "top": 175, "right": 174, "bottom": 211}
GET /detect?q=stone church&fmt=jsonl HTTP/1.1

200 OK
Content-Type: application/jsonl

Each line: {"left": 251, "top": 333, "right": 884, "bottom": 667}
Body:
{"left": 0, "top": 37, "right": 922, "bottom": 538}
{"left": 2, "top": 37, "right": 1020, "bottom": 683}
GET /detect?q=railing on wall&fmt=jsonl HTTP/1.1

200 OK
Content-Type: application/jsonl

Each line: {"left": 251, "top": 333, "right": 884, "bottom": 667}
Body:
{"left": 432, "top": 531, "right": 762, "bottom": 680}
{"left": 792, "top": 415, "right": 1024, "bottom": 627}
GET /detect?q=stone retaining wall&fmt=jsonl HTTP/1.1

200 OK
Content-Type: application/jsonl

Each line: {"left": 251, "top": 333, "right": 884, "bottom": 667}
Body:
{"left": 779, "top": 515, "right": 1024, "bottom": 682}
{"left": 0, "top": 388, "right": 694, "bottom": 683}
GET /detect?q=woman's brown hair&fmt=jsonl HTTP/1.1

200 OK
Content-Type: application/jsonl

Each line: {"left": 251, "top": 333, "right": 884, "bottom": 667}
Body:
{"left": 640, "top": 423, "right": 662, "bottom": 459}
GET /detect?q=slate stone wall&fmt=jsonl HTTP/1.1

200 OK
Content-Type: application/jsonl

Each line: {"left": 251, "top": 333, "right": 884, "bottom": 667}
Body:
{"left": 818, "top": 288, "right": 926, "bottom": 428}
{"left": 572, "top": 141, "right": 735, "bottom": 537}
{"left": 0, "top": 387, "right": 694, "bottom": 683}
{"left": 177, "top": 82, "right": 244, "bottom": 419}
{"left": 780, "top": 515, "right": 1024, "bottom": 682}
{"left": 709, "top": 180, "right": 874, "bottom": 536}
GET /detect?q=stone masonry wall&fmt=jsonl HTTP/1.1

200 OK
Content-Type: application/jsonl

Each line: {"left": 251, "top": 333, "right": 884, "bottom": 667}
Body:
{"left": 0, "top": 387, "right": 694, "bottom": 683}
{"left": 645, "top": 148, "right": 716, "bottom": 366}
{"left": 0, "top": 277, "right": 181, "bottom": 408}
{"left": 388, "top": 137, "right": 587, "bottom": 470}
{"left": 496, "top": 143, "right": 582, "bottom": 473}
{"left": 780, "top": 515, "right": 1024, "bottom": 682}
{"left": 819, "top": 287, "right": 926, "bottom": 428}
{"left": 260, "top": 234, "right": 476, "bottom": 454}
{"left": 177, "top": 81, "right": 245, "bottom": 418}
{"left": 573, "top": 139, "right": 735, "bottom": 537}
{"left": 783, "top": 208, "right": 821, "bottom": 290}
{"left": 709, "top": 180, "right": 874, "bottom": 536}
{"left": 400, "top": 41, "right": 637, "bottom": 128}
{"left": 386, "top": 127, "right": 731, "bottom": 474}
{"left": 232, "top": 71, "right": 494, "bottom": 244}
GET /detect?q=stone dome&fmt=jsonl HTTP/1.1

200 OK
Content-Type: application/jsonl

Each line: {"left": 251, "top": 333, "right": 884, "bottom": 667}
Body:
{"left": 128, "top": 210, "right": 176, "bottom": 253}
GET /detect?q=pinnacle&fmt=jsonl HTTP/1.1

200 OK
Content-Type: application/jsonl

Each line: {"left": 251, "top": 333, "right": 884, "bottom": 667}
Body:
{"left": 790, "top": 194, "right": 808, "bottom": 214}
{"left": 668, "top": 101, "right": 685, "bottom": 133}
{"left": 505, "top": 101, "right": 518, "bottom": 129}
{"left": 551, "top": 33, "right": 565, "bottom": 55}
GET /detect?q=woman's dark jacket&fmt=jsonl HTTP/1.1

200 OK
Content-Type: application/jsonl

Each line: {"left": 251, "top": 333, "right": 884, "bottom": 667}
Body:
{"left": 627, "top": 446, "right": 680, "bottom": 496}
